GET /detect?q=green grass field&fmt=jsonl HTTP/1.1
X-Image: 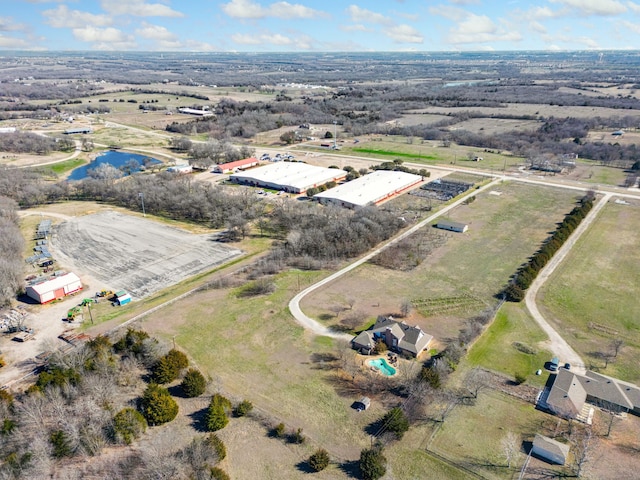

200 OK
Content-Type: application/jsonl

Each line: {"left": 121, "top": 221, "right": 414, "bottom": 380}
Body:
{"left": 428, "top": 389, "right": 567, "bottom": 479}
{"left": 466, "top": 303, "right": 551, "bottom": 387}
{"left": 340, "top": 137, "right": 518, "bottom": 171}
{"left": 538, "top": 201, "right": 640, "bottom": 381}
{"left": 45, "top": 157, "right": 87, "bottom": 176}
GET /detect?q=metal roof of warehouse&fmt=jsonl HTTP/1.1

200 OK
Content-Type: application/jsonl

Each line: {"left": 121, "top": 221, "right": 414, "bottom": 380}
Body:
{"left": 314, "top": 170, "right": 422, "bottom": 207}
{"left": 230, "top": 162, "right": 344, "bottom": 191}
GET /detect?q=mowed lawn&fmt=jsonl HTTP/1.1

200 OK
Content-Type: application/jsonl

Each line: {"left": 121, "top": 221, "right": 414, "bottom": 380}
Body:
{"left": 466, "top": 303, "right": 551, "bottom": 387}
{"left": 538, "top": 201, "right": 640, "bottom": 382}
{"left": 428, "top": 389, "right": 567, "bottom": 480}
{"left": 301, "top": 182, "right": 582, "bottom": 342}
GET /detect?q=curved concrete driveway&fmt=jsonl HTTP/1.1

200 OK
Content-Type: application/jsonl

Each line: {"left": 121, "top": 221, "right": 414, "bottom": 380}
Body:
{"left": 288, "top": 177, "right": 503, "bottom": 340}
{"left": 525, "top": 193, "right": 612, "bottom": 375}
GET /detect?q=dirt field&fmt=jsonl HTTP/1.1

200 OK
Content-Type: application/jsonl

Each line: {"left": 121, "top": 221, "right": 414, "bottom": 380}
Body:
{"left": 50, "top": 210, "right": 242, "bottom": 299}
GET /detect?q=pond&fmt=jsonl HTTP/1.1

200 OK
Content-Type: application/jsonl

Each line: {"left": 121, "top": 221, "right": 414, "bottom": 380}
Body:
{"left": 68, "top": 150, "right": 162, "bottom": 180}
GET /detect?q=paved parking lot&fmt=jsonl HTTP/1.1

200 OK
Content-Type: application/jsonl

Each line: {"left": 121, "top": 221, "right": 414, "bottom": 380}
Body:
{"left": 50, "top": 211, "right": 242, "bottom": 298}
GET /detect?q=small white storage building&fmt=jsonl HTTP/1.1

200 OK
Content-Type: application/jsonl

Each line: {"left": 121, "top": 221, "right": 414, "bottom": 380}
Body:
{"left": 435, "top": 220, "right": 469, "bottom": 233}
{"left": 25, "top": 272, "right": 83, "bottom": 304}
{"left": 531, "top": 434, "right": 570, "bottom": 465}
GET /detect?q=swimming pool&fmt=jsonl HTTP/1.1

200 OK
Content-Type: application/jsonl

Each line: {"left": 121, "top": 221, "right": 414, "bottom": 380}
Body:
{"left": 368, "top": 358, "right": 396, "bottom": 376}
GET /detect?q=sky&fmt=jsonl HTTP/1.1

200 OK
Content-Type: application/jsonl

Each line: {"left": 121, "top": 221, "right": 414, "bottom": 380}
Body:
{"left": 1, "top": 0, "right": 640, "bottom": 52}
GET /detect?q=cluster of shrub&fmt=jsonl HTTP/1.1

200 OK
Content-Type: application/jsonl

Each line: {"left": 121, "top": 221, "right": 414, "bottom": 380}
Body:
{"left": 0, "top": 328, "right": 234, "bottom": 479}
{"left": 503, "top": 193, "right": 595, "bottom": 302}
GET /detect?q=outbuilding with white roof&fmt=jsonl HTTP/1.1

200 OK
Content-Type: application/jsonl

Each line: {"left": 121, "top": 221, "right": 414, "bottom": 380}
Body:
{"left": 25, "top": 272, "right": 83, "bottom": 304}
{"left": 229, "top": 162, "right": 346, "bottom": 193}
{"left": 314, "top": 170, "right": 423, "bottom": 208}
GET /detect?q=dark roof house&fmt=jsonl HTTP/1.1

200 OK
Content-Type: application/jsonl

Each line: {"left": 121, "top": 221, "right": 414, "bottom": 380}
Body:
{"left": 352, "top": 317, "right": 433, "bottom": 357}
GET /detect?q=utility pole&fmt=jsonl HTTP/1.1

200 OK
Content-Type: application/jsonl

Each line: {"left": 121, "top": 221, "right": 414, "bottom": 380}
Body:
{"left": 333, "top": 120, "right": 337, "bottom": 149}
{"left": 87, "top": 301, "right": 94, "bottom": 325}
{"left": 138, "top": 192, "right": 146, "bottom": 217}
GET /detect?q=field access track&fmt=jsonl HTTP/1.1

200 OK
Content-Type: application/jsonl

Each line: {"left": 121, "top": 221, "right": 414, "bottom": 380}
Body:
{"left": 51, "top": 211, "right": 242, "bottom": 298}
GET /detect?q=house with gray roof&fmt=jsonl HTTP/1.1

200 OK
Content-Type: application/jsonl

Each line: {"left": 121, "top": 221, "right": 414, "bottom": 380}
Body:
{"left": 545, "top": 368, "right": 587, "bottom": 418}
{"left": 531, "top": 434, "right": 570, "bottom": 465}
{"left": 351, "top": 316, "right": 433, "bottom": 357}
{"left": 546, "top": 368, "right": 640, "bottom": 420}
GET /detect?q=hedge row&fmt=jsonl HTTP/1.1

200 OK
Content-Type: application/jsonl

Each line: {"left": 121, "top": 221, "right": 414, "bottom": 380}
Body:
{"left": 504, "top": 194, "right": 595, "bottom": 302}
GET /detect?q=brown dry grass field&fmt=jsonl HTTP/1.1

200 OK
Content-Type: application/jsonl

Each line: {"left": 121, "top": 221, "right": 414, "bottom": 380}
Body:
{"left": 300, "top": 181, "right": 581, "bottom": 345}
{"left": 409, "top": 103, "right": 640, "bottom": 120}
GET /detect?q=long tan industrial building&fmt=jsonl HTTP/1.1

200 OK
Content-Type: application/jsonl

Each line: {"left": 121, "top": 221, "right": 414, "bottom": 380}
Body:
{"left": 229, "top": 162, "right": 346, "bottom": 194}
{"left": 314, "top": 170, "right": 423, "bottom": 208}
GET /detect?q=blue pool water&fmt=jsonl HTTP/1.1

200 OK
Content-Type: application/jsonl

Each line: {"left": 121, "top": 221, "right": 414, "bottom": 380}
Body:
{"left": 368, "top": 358, "right": 396, "bottom": 376}
{"left": 68, "top": 150, "right": 161, "bottom": 180}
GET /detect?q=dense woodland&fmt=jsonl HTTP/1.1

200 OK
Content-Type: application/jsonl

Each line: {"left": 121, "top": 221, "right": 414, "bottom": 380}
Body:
{"left": 0, "top": 197, "right": 23, "bottom": 307}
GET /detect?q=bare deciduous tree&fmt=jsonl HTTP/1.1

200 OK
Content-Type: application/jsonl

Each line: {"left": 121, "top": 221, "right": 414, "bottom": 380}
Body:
{"left": 501, "top": 431, "right": 520, "bottom": 468}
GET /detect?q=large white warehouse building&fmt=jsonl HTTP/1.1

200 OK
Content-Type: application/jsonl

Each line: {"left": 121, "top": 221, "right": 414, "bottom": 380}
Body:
{"left": 229, "top": 163, "right": 346, "bottom": 194}
{"left": 314, "top": 170, "right": 423, "bottom": 208}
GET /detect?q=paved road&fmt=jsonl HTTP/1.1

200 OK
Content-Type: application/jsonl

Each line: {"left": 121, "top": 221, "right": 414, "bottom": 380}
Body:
{"left": 288, "top": 177, "right": 503, "bottom": 340}
{"left": 524, "top": 192, "right": 612, "bottom": 374}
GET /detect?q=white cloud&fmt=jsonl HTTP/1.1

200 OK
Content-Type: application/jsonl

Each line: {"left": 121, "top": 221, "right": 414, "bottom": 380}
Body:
{"left": 0, "top": 17, "right": 27, "bottom": 32}
{"left": 450, "top": 0, "right": 481, "bottom": 4}
{"left": 447, "top": 14, "right": 522, "bottom": 44}
{"left": 340, "top": 24, "right": 371, "bottom": 32}
{"left": 428, "top": 5, "right": 467, "bottom": 21}
{"left": 43, "top": 5, "right": 112, "bottom": 28}
{"left": 0, "top": 35, "right": 32, "bottom": 48}
{"left": 100, "top": 0, "right": 184, "bottom": 18}
{"left": 621, "top": 19, "right": 640, "bottom": 33}
{"left": 627, "top": 1, "right": 640, "bottom": 12}
{"left": 232, "top": 32, "right": 292, "bottom": 45}
{"left": 549, "top": 0, "right": 627, "bottom": 16}
{"left": 135, "top": 23, "right": 177, "bottom": 41}
{"left": 530, "top": 21, "right": 547, "bottom": 34}
{"left": 530, "top": 6, "right": 564, "bottom": 18}
{"left": 221, "top": 0, "right": 327, "bottom": 19}
{"left": 385, "top": 24, "right": 423, "bottom": 43}
{"left": 346, "top": 5, "right": 393, "bottom": 25}
{"left": 72, "top": 26, "right": 133, "bottom": 43}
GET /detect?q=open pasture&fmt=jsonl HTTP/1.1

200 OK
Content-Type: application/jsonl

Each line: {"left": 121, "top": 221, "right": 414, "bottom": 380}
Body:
{"left": 446, "top": 117, "right": 540, "bottom": 136}
{"left": 140, "top": 269, "right": 384, "bottom": 472}
{"left": 345, "top": 136, "right": 517, "bottom": 171}
{"left": 300, "top": 182, "right": 581, "bottom": 342}
{"left": 409, "top": 103, "right": 640, "bottom": 120}
{"left": 538, "top": 200, "right": 640, "bottom": 381}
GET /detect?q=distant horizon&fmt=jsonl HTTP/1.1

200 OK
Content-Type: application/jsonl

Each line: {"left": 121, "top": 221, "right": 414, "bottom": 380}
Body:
{"left": 3, "top": 1, "right": 640, "bottom": 52}
{"left": 3, "top": 49, "right": 640, "bottom": 55}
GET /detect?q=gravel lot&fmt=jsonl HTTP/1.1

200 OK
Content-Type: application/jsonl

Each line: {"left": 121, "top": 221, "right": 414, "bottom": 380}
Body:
{"left": 50, "top": 210, "right": 242, "bottom": 298}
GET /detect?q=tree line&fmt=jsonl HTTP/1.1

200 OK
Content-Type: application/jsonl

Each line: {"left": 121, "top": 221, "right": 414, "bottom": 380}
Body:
{"left": 0, "top": 132, "right": 74, "bottom": 155}
{"left": 0, "top": 196, "right": 24, "bottom": 306}
{"left": 503, "top": 193, "right": 595, "bottom": 302}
